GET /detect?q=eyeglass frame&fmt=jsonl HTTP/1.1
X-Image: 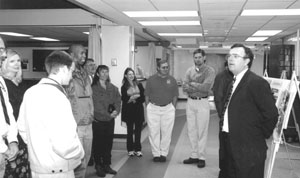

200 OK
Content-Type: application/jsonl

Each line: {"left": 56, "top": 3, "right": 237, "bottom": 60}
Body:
{"left": 161, "top": 66, "right": 169, "bottom": 69}
{"left": 226, "top": 54, "right": 248, "bottom": 60}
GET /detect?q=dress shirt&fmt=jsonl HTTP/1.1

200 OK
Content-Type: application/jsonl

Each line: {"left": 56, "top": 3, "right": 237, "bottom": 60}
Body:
{"left": 222, "top": 68, "right": 248, "bottom": 132}
{"left": 183, "top": 64, "right": 215, "bottom": 98}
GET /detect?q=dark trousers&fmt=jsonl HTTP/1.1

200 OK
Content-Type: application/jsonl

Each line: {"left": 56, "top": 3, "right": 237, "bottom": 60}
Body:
{"left": 126, "top": 120, "right": 142, "bottom": 152}
{"left": 219, "top": 132, "right": 265, "bottom": 178}
{"left": 93, "top": 120, "right": 115, "bottom": 166}
{"left": 219, "top": 132, "right": 237, "bottom": 178}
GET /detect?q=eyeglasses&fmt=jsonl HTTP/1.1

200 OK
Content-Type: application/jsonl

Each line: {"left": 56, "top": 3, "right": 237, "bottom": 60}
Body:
{"left": 226, "top": 54, "right": 247, "bottom": 60}
{"left": 161, "top": 66, "right": 169, "bottom": 69}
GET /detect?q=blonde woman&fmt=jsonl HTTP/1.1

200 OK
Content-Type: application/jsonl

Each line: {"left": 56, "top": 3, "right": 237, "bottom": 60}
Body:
{"left": 1, "top": 49, "right": 31, "bottom": 178}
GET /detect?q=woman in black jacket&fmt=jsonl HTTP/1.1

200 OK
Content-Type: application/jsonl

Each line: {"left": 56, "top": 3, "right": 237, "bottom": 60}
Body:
{"left": 121, "top": 67, "right": 145, "bottom": 157}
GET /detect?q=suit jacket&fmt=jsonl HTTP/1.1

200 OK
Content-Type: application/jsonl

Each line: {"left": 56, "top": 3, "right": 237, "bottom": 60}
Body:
{"left": 226, "top": 70, "right": 278, "bottom": 172}
{"left": 213, "top": 69, "right": 233, "bottom": 119}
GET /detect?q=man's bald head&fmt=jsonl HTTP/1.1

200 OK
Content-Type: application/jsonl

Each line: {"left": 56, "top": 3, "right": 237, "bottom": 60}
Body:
{"left": 68, "top": 44, "right": 86, "bottom": 65}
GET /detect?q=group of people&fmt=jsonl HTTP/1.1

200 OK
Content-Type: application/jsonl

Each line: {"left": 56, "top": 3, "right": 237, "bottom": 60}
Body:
{"left": 0, "top": 32, "right": 279, "bottom": 178}
{"left": 0, "top": 39, "right": 120, "bottom": 178}
{"left": 0, "top": 37, "right": 175, "bottom": 178}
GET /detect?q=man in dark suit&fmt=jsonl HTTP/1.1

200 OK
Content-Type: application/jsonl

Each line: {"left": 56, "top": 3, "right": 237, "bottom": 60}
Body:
{"left": 213, "top": 61, "right": 233, "bottom": 177}
{"left": 217, "top": 43, "right": 278, "bottom": 178}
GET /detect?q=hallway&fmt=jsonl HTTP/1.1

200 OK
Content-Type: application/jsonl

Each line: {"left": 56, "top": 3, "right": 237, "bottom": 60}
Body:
{"left": 86, "top": 101, "right": 300, "bottom": 178}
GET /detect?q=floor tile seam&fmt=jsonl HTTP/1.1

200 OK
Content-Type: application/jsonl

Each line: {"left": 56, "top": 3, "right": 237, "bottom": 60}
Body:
{"left": 110, "top": 109, "right": 187, "bottom": 177}
{"left": 163, "top": 122, "right": 188, "bottom": 178}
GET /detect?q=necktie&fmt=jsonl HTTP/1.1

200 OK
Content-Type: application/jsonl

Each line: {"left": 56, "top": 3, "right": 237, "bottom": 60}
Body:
{"left": 0, "top": 83, "right": 10, "bottom": 125}
{"left": 221, "top": 77, "right": 236, "bottom": 119}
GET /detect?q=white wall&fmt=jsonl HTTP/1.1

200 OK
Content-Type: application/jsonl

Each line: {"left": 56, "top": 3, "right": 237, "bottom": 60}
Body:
{"left": 134, "top": 45, "right": 166, "bottom": 78}
{"left": 135, "top": 46, "right": 151, "bottom": 78}
{"left": 101, "top": 25, "right": 134, "bottom": 134}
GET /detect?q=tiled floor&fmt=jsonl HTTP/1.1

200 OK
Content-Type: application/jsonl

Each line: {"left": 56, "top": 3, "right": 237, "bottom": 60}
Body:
{"left": 86, "top": 100, "right": 300, "bottom": 178}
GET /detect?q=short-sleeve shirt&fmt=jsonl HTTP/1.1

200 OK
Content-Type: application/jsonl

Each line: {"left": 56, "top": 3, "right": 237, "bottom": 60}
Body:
{"left": 145, "top": 74, "right": 179, "bottom": 105}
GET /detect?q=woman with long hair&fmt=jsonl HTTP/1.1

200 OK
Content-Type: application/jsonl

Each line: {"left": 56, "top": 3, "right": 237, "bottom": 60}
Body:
{"left": 1, "top": 49, "right": 31, "bottom": 178}
{"left": 121, "top": 67, "right": 145, "bottom": 157}
{"left": 91, "top": 65, "right": 121, "bottom": 177}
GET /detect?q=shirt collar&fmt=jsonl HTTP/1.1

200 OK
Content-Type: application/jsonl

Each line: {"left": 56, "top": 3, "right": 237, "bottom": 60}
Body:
{"left": 234, "top": 68, "right": 248, "bottom": 82}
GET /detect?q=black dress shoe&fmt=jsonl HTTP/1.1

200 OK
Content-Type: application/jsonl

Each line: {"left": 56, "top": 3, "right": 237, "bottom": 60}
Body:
{"left": 95, "top": 165, "right": 106, "bottom": 177}
{"left": 103, "top": 165, "right": 117, "bottom": 175}
{"left": 160, "top": 156, "right": 166, "bottom": 162}
{"left": 183, "top": 158, "right": 199, "bottom": 164}
{"left": 153, "top": 156, "right": 160, "bottom": 162}
{"left": 197, "top": 159, "right": 206, "bottom": 168}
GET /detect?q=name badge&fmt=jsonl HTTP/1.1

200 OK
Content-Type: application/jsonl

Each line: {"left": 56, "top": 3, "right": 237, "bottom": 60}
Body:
{"left": 167, "top": 79, "right": 171, "bottom": 84}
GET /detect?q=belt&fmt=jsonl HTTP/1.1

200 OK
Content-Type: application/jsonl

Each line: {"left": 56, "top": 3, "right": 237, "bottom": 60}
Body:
{"left": 188, "top": 96, "right": 208, "bottom": 100}
{"left": 151, "top": 102, "right": 170, "bottom": 107}
{"left": 78, "top": 96, "right": 91, "bottom": 98}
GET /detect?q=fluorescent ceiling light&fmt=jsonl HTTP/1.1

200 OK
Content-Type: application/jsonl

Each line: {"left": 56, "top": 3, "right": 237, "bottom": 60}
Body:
{"left": 123, "top": 11, "right": 198, "bottom": 17}
{"left": 252, "top": 30, "right": 282, "bottom": 36}
{"left": 241, "top": 9, "right": 300, "bottom": 16}
{"left": 0, "top": 32, "right": 32, "bottom": 37}
{"left": 158, "top": 33, "right": 202, "bottom": 36}
{"left": 83, "top": 32, "right": 89, "bottom": 35}
{"left": 139, "top": 21, "right": 200, "bottom": 26}
{"left": 31, "top": 37, "right": 59, "bottom": 41}
{"left": 199, "top": 46, "right": 208, "bottom": 48}
{"left": 245, "top": 37, "right": 268, "bottom": 41}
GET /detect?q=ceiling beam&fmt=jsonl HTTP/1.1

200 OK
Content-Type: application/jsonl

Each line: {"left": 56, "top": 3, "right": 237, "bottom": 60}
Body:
{"left": 0, "top": 9, "right": 98, "bottom": 26}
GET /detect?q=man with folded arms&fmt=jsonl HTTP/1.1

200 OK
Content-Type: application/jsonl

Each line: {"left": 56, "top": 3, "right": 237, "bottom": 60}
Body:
{"left": 182, "top": 48, "right": 215, "bottom": 168}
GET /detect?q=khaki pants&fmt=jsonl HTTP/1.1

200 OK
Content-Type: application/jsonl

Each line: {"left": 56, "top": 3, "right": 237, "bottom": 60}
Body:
{"left": 147, "top": 103, "right": 176, "bottom": 157}
{"left": 74, "top": 124, "right": 93, "bottom": 178}
{"left": 31, "top": 170, "right": 74, "bottom": 178}
{"left": 0, "top": 153, "right": 6, "bottom": 178}
{"left": 186, "top": 98, "right": 210, "bottom": 160}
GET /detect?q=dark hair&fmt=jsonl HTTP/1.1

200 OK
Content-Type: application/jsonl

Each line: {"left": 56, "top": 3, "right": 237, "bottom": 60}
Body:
{"left": 157, "top": 59, "right": 168, "bottom": 68}
{"left": 45, "top": 51, "right": 73, "bottom": 74}
{"left": 224, "top": 61, "right": 228, "bottom": 67}
{"left": 122, "top": 67, "right": 137, "bottom": 90}
{"left": 91, "top": 65, "right": 110, "bottom": 86}
{"left": 193, "top": 48, "right": 206, "bottom": 57}
{"left": 230, "top": 43, "right": 254, "bottom": 68}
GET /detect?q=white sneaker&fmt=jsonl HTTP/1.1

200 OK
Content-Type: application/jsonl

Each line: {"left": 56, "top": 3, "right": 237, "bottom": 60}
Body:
{"left": 128, "top": 151, "right": 135, "bottom": 156}
{"left": 135, "top": 151, "right": 143, "bottom": 157}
